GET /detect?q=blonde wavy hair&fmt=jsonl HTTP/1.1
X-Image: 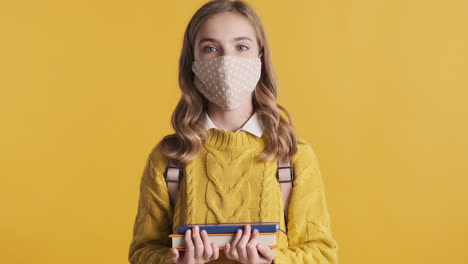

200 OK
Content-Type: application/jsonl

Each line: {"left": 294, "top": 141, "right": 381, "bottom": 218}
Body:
{"left": 159, "top": 0, "right": 303, "bottom": 166}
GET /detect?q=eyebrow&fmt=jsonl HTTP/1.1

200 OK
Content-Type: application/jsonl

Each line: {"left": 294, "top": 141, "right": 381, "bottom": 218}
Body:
{"left": 198, "top": 36, "right": 253, "bottom": 45}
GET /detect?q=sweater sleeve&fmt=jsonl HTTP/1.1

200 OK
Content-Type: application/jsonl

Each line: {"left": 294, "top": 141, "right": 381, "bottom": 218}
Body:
{"left": 273, "top": 140, "right": 339, "bottom": 263}
{"left": 128, "top": 147, "right": 174, "bottom": 264}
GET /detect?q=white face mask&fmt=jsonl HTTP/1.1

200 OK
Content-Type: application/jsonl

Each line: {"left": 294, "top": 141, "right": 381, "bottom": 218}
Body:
{"left": 192, "top": 55, "right": 262, "bottom": 110}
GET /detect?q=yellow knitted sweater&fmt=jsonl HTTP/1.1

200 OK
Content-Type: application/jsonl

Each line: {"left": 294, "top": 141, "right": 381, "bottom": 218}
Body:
{"left": 128, "top": 128, "right": 339, "bottom": 263}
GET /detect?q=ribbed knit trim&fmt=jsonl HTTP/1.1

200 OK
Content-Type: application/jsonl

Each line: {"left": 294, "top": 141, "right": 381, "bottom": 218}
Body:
{"left": 205, "top": 128, "right": 266, "bottom": 150}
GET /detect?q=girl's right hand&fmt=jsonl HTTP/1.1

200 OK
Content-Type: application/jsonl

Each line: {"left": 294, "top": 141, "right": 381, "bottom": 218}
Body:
{"left": 169, "top": 225, "right": 220, "bottom": 264}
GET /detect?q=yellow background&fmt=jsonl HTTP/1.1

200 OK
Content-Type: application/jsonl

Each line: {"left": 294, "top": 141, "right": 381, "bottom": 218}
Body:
{"left": 1, "top": 0, "right": 467, "bottom": 263}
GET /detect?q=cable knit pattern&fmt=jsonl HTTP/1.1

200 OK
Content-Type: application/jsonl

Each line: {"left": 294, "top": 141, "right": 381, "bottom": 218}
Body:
{"left": 260, "top": 160, "right": 277, "bottom": 222}
{"left": 184, "top": 164, "right": 197, "bottom": 225}
{"left": 205, "top": 148, "right": 255, "bottom": 222}
{"left": 128, "top": 128, "right": 339, "bottom": 264}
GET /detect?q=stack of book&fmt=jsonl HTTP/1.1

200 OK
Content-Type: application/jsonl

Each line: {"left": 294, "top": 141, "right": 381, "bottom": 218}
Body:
{"left": 169, "top": 222, "right": 279, "bottom": 251}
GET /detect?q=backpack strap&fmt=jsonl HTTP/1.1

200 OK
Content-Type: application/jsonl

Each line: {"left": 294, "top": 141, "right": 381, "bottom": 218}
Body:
{"left": 164, "top": 159, "right": 183, "bottom": 208}
{"left": 277, "top": 157, "right": 294, "bottom": 227}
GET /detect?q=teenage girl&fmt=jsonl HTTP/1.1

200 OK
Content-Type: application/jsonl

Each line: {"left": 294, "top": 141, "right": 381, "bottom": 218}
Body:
{"left": 128, "top": 1, "right": 339, "bottom": 263}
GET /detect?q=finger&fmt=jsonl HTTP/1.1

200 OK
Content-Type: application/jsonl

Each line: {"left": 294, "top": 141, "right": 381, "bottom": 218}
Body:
{"left": 184, "top": 229, "right": 195, "bottom": 260}
{"left": 210, "top": 242, "right": 220, "bottom": 260}
{"left": 237, "top": 224, "right": 251, "bottom": 261}
{"left": 229, "top": 229, "right": 242, "bottom": 260}
{"left": 200, "top": 230, "right": 213, "bottom": 260}
{"left": 230, "top": 228, "right": 243, "bottom": 248}
{"left": 224, "top": 242, "right": 235, "bottom": 259}
{"left": 247, "top": 229, "right": 260, "bottom": 261}
{"left": 191, "top": 226, "right": 204, "bottom": 259}
{"left": 169, "top": 248, "right": 179, "bottom": 263}
{"left": 257, "top": 243, "right": 276, "bottom": 261}
{"left": 224, "top": 243, "right": 230, "bottom": 258}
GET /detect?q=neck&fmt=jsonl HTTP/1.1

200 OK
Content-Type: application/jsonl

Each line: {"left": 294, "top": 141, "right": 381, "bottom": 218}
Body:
{"left": 206, "top": 97, "right": 254, "bottom": 132}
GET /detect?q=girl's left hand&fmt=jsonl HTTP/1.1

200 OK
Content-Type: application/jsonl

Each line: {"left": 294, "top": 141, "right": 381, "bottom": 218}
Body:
{"left": 224, "top": 224, "right": 276, "bottom": 264}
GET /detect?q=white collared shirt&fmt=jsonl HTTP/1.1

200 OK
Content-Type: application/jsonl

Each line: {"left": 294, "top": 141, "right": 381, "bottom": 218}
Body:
{"left": 204, "top": 111, "right": 263, "bottom": 138}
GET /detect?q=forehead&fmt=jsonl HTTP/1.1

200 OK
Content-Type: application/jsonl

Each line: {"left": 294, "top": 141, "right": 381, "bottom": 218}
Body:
{"left": 195, "top": 11, "right": 257, "bottom": 44}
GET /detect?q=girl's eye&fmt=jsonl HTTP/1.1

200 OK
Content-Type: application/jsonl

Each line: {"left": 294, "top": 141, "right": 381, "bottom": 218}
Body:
{"left": 238, "top": 45, "right": 249, "bottom": 51}
{"left": 203, "top": 46, "right": 217, "bottom": 53}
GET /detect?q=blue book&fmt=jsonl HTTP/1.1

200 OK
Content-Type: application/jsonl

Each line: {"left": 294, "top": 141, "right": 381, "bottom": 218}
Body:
{"left": 176, "top": 222, "right": 279, "bottom": 235}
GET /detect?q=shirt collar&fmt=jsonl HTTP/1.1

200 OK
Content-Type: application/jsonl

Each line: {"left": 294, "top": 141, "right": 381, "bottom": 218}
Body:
{"left": 204, "top": 111, "right": 263, "bottom": 138}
